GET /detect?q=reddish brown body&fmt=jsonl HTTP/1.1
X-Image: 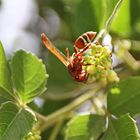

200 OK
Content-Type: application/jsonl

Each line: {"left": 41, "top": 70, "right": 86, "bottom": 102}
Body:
{"left": 67, "top": 32, "right": 97, "bottom": 82}
{"left": 74, "top": 31, "right": 96, "bottom": 49}
{"left": 41, "top": 31, "right": 97, "bottom": 82}
{"left": 67, "top": 50, "right": 87, "bottom": 82}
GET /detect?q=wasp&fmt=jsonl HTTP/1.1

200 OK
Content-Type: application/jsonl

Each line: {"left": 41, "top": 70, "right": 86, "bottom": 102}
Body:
{"left": 41, "top": 31, "right": 97, "bottom": 82}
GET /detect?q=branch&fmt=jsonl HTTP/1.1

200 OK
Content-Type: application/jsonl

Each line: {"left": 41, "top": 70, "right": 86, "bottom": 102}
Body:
{"left": 105, "top": 0, "right": 123, "bottom": 31}
{"left": 94, "top": 0, "right": 123, "bottom": 43}
{"left": 123, "top": 50, "right": 140, "bottom": 71}
{"left": 48, "top": 119, "right": 64, "bottom": 140}
{"left": 43, "top": 83, "right": 100, "bottom": 100}
{"left": 36, "top": 83, "right": 102, "bottom": 132}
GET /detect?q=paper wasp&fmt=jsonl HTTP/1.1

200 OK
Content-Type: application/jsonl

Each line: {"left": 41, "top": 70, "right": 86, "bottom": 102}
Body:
{"left": 41, "top": 31, "right": 97, "bottom": 82}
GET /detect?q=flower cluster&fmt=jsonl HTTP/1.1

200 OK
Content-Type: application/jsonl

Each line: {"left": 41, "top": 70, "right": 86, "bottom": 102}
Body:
{"left": 23, "top": 126, "right": 41, "bottom": 140}
{"left": 83, "top": 44, "right": 119, "bottom": 85}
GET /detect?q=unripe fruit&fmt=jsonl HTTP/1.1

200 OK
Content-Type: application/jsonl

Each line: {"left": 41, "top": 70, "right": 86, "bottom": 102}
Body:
{"left": 83, "top": 43, "right": 119, "bottom": 84}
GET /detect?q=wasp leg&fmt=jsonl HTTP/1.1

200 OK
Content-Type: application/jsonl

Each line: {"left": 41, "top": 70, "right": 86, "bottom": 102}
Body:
{"left": 74, "top": 47, "right": 79, "bottom": 53}
{"left": 80, "top": 43, "right": 92, "bottom": 53}
{"left": 83, "top": 63, "right": 106, "bottom": 70}
{"left": 66, "top": 48, "right": 73, "bottom": 67}
{"left": 66, "top": 48, "right": 70, "bottom": 59}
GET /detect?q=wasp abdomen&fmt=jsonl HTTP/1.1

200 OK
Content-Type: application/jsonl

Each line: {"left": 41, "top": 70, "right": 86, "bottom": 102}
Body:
{"left": 74, "top": 31, "right": 97, "bottom": 49}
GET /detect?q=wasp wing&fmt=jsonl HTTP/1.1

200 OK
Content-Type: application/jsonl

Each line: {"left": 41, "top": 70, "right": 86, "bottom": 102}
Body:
{"left": 41, "top": 33, "right": 68, "bottom": 66}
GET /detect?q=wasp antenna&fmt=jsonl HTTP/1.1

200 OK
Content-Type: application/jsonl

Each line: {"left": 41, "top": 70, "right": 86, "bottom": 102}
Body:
{"left": 41, "top": 33, "right": 68, "bottom": 67}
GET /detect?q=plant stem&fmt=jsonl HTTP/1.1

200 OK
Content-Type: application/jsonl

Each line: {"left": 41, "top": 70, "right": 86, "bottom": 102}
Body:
{"left": 94, "top": 0, "right": 123, "bottom": 43}
{"left": 43, "top": 83, "right": 100, "bottom": 100}
{"left": 123, "top": 50, "right": 140, "bottom": 71}
{"left": 104, "top": 0, "right": 123, "bottom": 31}
{"left": 37, "top": 83, "right": 102, "bottom": 132}
{"left": 90, "top": 97, "right": 105, "bottom": 115}
{"left": 48, "top": 119, "right": 64, "bottom": 140}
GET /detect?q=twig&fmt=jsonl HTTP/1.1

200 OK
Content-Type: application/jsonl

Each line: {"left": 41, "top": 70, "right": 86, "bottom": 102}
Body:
{"left": 104, "top": 0, "right": 123, "bottom": 31}
{"left": 123, "top": 50, "right": 140, "bottom": 71}
{"left": 90, "top": 97, "right": 105, "bottom": 115}
{"left": 48, "top": 119, "right": 64, "bottom": 140}
{"left": 43, "top": 83, "right": 100, "bottom": 100}
{"left": 37, "top": 83, "right": 102, "bottom": 132}
{"left": 93, "top": 0, "right": 123, "bottom": 43}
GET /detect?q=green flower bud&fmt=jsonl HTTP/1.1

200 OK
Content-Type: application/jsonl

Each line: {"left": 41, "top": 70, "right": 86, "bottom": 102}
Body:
{"left": 82, "top": 43, "right": 119, "bottom": 84}
{"left": 86, "top": 65, "right": 96, "bottom": 74}
{"left": 35, "top": 135, "right": 41, "bottom": 140}
{"left": 23, "top": 124, "right": 41, "bottom": 140}
{"left": 107, "top": 70, "right": 120, "bottom": 83}
{"left": 100, "top": 77, "right": 107, "bottom": 86}
{"left": 29, "top": 136, "right": 35, "bottom": 140}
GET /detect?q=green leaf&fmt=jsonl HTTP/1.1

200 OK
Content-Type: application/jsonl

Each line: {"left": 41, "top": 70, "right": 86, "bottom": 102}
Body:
{"left": 107, "top": 76, "right": 140, "bottom": 117}
{"left": 0, "top": 42, "right": 15, "bottom": 104}
{"left": 110, "top": 0, "right": 140, "bottom": 39}
{"left": 111, "top": 0, "right": 131, "bottom": 37}
{"left": 41, "top": 99, "right": 71, "bottom": 115}
{"left": 102, "top": 114, "right": 140, "bottom": 140}
{"left": 73, "top": 0, "right": 118, "bottom": 37}
{"left": 11, "top": 50, "right": 49, "bottom": 103}
{"left": 0, "top": 101, "right": 36, "bottom": 140}
{"left": 65, "top": 114, "right": 106, "bottom": 140}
